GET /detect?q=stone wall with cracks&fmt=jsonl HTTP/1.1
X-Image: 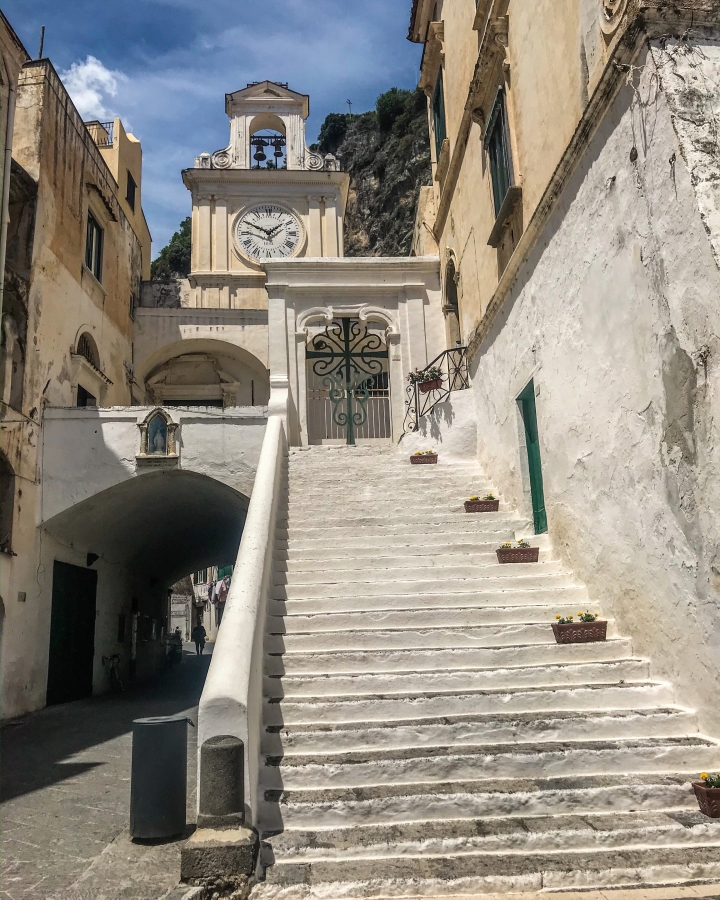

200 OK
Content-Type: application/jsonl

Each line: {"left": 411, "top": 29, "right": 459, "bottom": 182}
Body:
{"left": 468, "top": 42, "right": 720, "bottom": 735}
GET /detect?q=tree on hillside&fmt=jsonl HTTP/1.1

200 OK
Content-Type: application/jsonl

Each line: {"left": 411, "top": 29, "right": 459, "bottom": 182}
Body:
{"left": 151, "top": 217, "right": 191, "bottom": 280}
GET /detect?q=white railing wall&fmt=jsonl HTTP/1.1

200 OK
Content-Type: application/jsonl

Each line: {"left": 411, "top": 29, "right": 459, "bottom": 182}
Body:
{"left": 196, "top": 415, "right": 287, "bottom": 827}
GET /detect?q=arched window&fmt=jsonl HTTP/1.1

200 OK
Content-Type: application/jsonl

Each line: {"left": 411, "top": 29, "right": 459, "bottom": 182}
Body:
{"left": 77, "top": 332, "right": 100, "bottom": 369}
{"left": 147, "top": 412, "right": 168, "bottom": 455}
{"left": 0, "top": 452, "right": 15, "bottom": 553}
{"left": 249, "top": 113, "right": 287, "bottom": 170}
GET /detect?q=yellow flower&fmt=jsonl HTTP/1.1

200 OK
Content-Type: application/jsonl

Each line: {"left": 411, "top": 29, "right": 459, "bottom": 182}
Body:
{"left": 555, "top": 615, "right": 561, "bottom": 619}
{"left": 469, "top": 496, "right": 478, "bottom": 501}
{"left": 701, "top": 773, "right": 709, "bottom": 780}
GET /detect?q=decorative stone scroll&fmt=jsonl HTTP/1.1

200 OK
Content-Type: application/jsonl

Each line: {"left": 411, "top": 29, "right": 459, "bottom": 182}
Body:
{"left": 600, "top": 0, "right": 630, "bottom": 35}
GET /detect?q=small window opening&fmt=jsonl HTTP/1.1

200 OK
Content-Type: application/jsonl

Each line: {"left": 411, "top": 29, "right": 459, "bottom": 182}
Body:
{"left": 77, "top": 385, "right": 97, "bottom": 407}
{"left": 484, "top": 88, "right": 515, "bottom": 216}
{"left": 432, "top": 69, "right": 447, "bottom": 159}
{"left": 85, "top": 212, "right": 104, "bottom": 281}
{"left": 126, "top": 171, "right": 136, "bottom": 212}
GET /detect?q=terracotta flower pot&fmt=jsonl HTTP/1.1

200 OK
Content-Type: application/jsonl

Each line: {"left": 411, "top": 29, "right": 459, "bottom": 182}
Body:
{"left": 410, "top": 454, "right": 438, "bottom": 465}
{"left": 418, "top": 378, "right": 442, "bottom": 393}
{"left": 693, "top": 782, "right": 720, "bottom": 817}
{"left": 464, "top": 499, "right": 499, "bottom": 512}
{"left": 496, "top": 546, "right": 539, "bottom": 563}
{"left": 551, "top": 620, "right": 607, "bottom": 643}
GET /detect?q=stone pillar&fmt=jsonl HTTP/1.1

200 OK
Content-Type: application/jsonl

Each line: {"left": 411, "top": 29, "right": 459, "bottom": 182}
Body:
{"left": 404, "top": 287, "right": 429, "bottom": 372}
{"left": 214, "top": 199, "right": 229, "bottom": 272}
{"left": 197, "top": 197, "right": 212, "bottom": 271}
{"left": 387, "top": 330, "right": 404, "bottom": 442}
{"left": 324, "top": 196, "right": 339, "bottom": 257}
{"left": 198, "top": 735, "right": 244, "bottom": 828}
{"left": 267, "top": 284, "right": 290, "bottom": 422}
{"left": 307, "top": 197, "right": 322, "bottom": 257}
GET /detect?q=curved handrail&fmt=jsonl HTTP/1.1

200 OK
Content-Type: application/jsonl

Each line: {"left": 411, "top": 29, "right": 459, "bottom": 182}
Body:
{"left": 403, "top": 346, "right": 469, "bottom": 433}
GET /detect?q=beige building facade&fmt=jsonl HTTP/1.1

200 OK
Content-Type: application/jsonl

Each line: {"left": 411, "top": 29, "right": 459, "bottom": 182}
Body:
{"left": 410, "top": 0, "right": 720, "bottom": 736}
{"left": 0, "top": 53, "right": 157, "bottom": 718}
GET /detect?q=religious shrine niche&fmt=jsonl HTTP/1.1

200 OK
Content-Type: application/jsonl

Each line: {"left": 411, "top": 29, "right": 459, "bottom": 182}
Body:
{"left": 136, "top": 408, "right": 179, "bottom": 468}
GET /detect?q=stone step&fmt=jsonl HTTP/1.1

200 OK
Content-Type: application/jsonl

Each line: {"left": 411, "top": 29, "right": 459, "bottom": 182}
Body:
{"left": 269, "top": 585, "right": 589, "bottom": 616}
{"left": 258, "top": 772, "right": 699, "bottom": 830}
{"left": 275, "top": 572, "right": 575, "bottom": 601}
{"left": 279, "top": 546, "right": 545, "bottom": 571}
{"left": 267, "top": 621, "right": 615, "bottom": 654}
{"left": 285, "top": 527, "right": 527, "bottom": 551}
{"left": 281, "top": 538, "right": 551, "bottom": 563}
{"left": 276, "top": 558, "right": 561, "bottom": 587}
{"left": 264, "top": 680, "right": 673, "bottom": 727}
{"left": 257, "top": 843, "right": 720, "bottom": 896}
{"left": 261, "top": 737, "right": 720, "bottom": 791}
{"left": 263, "top": 808, "right": 719, "bottom": 861}
{"left": 260, "top": 708, "right": 698, "bottom": 755}
{"left": 284, "top": 513, "right": 526, "bottom": 532}
{"left": 270, "top": 603, "right": 596, "bottom": 633}
{"left": 269, "top": 639, "right": 635, "bottom": 679}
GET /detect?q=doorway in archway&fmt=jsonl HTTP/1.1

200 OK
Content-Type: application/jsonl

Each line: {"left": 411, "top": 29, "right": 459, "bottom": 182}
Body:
{"left": 46, "top": 561, "right": 97, "bottom": 705}
{"left": 306, "top": 318, "right": 391, "bottom": 444}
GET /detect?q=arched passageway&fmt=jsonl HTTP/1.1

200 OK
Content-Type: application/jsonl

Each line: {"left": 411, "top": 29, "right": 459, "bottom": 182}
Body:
{"left": 35, "top": 470, "right": 247, "bottom": 707}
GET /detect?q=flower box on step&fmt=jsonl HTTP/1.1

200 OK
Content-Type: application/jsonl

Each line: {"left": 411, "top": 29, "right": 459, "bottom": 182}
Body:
{"left": 410, "top": 452, "right": 437, "bottom": 465}
{"left": 496, "top": 542, "right": 538, "bottom": 563}
{"left": 465, "top": 498, "right": 499, "bottom": 513}
{"left": 418, "top": 377, "right": 442, "bottom": 393}
{"left": 694, "top": 778, "right": 720, "bottom": 817}
{"left": 551, "top": 620, "right": 607, "bottom": 643}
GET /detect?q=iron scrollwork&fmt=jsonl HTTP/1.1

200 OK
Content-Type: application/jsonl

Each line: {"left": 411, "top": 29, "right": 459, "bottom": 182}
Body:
{"left": 403, "top": 346, "right": 470, "bottom": 434}
{"left": 307, "top": 318, "right": 388, "bottom": 445}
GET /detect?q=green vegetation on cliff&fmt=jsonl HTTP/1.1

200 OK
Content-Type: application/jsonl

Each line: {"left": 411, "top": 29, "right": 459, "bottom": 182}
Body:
{"left": 313, "top": 87, "right": 432, "bottom": 257}
{"left": 151, "top": 217, "right": 191, "bottom": 280}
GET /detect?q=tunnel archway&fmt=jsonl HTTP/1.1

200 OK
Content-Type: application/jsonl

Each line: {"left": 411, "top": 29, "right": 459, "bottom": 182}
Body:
{"left": 40, "top": 469, "right": 248, "bottom": 700}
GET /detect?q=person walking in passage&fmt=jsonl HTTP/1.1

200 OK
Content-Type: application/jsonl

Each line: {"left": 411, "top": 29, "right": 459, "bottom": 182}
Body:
{"left": 191, "top": 622, "right": 207, "bottom": 656}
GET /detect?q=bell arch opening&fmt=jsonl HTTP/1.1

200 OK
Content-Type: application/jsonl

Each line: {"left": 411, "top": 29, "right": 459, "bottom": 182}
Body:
{"left": 249, "top": 114, "right": 287, "bottom": 170}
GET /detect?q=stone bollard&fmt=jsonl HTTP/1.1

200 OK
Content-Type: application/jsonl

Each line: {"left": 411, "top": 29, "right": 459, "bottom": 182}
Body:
{"left": 197, "top": 735, "right": 245, "bottom": 829}
{"left": 182, "top": 735, "right": 257, "bottom": 881}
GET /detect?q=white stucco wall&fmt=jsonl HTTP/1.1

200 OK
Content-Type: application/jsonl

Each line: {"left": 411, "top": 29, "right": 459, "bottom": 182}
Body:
{"left": 41, "top": 406, "right": 267, "bottom": 522}
{"left": 467, "top": 44, "right": 720, "bottom": 735}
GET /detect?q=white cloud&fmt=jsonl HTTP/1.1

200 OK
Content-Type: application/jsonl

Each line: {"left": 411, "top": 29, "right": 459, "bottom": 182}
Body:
{"left": 59, "top": 55, "right": 126, "bottom": 120}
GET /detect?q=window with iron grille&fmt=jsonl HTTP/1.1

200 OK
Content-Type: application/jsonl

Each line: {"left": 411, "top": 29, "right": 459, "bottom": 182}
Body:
{"left": 77, "top": 332, "right": 99, "bottom": 368}
{"left": 126, "top": 171, "right": 136, "bottom": 212}
{"left": 484, "top": 88, "right": 514, "bottom": 216}
{"left": 432, "top": 69, "right": 447, "bottom": 160}
{"left": 85, "top": 212, "right": 103, "bottom": 281}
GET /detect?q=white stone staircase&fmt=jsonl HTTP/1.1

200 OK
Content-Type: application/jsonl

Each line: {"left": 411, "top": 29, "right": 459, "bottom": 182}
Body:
{"left": 254, "top": 445, "right": 720, "bottom": 898}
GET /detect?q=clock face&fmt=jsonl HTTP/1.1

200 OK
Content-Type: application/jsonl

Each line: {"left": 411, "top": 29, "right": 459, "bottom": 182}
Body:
{"left": 234, "top": 204, "right": 303, "bottom": 262}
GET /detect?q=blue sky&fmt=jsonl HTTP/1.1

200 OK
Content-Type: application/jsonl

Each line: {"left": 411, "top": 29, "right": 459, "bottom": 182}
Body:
{"left": 5, "top": 0, "right": 422, "bottom": 256}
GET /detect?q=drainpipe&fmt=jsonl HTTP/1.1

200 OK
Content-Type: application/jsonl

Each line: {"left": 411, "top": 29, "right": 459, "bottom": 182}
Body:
{"left": 0, "top": 75, "right": 17, "bottom": 325}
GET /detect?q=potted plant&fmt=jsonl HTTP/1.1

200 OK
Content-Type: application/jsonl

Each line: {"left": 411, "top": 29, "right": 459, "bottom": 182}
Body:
{"left": 551, "top": 611, "right": 607, "bottom": 643}
{"left": 693, "top": 773, "right": 720, "bottom": 817}
{"left": 496, "top": 540, "right": 539, "bottom": 563}
{"left": 410, "top": 449, "right": 438, "bottom": 465}
{"left": 465, "top": 494, "right": 499, "bottom": 512}
{"left": 407, "top": 366, "right": 443, "bottom": 394}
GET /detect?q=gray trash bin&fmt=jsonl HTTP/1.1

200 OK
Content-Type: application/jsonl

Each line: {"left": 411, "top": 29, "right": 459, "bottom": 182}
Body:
{"left": 130, "top": 714, "right": 193, "bottom": 840}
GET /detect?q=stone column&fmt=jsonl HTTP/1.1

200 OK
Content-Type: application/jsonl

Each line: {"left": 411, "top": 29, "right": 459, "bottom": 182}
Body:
{"left": 267, "top": 284, "right": 290, "bottom": 422}
{"left": 404, "top": 286, "right": 429, "bottom": 372}
{"left": 295, "top": 331, "right": 308, "bottom": 445}
{"left": 197, "top": 197, "right": 212, "bottom": 271}
{"left": 387, "top": 330, "right": 405, "bottom": 443}
{"left": 323, "top": 196, "right": 339, "bottom": 257}
{"left": 214, "top": 199, "right": 229, "bottom": 272}
{"left": 307, "top": 197, "right": 322, "bottom": 257}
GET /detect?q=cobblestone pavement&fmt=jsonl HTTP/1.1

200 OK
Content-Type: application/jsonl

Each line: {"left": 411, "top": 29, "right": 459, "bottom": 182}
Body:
{"left": 1, "top": 645, "right": 212, "bottom": 900}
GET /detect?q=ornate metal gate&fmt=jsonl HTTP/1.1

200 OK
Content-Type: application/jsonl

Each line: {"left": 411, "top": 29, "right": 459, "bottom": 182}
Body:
{"left": 306, "top": 318, "right": 390, "bottom": 445}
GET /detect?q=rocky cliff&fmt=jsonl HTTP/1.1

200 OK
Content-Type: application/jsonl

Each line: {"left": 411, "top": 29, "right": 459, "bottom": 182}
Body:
{"left": 313, "top": 88, "right": 432, "bottom": 257}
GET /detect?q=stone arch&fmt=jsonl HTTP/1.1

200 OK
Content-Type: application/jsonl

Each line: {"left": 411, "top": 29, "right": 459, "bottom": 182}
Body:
{"left": 248, "top": 113, "right": 286, "bottom": 137}
{"left": 76, "top": 331, "right": 100, "bottom": 369}
{"left": 137, "top": 339, "right": 270, "bottom": 408}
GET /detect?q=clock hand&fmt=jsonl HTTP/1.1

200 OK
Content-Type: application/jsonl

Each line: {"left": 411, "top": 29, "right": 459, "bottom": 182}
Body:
{"left": 245, "top": 222, "right": 273, "bottom": 238}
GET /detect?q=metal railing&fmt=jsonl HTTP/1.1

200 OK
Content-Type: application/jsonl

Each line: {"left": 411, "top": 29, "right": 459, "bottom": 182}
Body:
{"left": 86, "top": 120, "right": 114, "bottom": 148}
{"left": 403, "top": 345, "right": 469, "bottom": 433}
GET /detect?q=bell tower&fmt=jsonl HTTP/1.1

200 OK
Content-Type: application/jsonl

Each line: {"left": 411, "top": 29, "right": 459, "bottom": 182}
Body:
{"left": 182, "top": 81, "right": 350, "bottom": 309}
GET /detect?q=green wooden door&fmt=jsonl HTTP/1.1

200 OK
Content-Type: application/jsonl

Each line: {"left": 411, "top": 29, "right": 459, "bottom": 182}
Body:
{"left": 518, "top": 381, "right": 548, "bottom": 534}
{"left": 46, "top": 561, "right": 97, "bottom": 705}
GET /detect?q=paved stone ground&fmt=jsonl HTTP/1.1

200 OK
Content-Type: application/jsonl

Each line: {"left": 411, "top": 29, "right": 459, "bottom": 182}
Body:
{"left": 1, "top": 644, "right": 211, "bottom": 900}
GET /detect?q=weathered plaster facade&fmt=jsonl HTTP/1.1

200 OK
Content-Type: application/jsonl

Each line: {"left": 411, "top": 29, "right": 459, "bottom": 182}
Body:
{"left": 0, "top": 56, "right": 152, "bottom": 718}
{"left": 409, "top": 0, "right": 720, "bottom": 734}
